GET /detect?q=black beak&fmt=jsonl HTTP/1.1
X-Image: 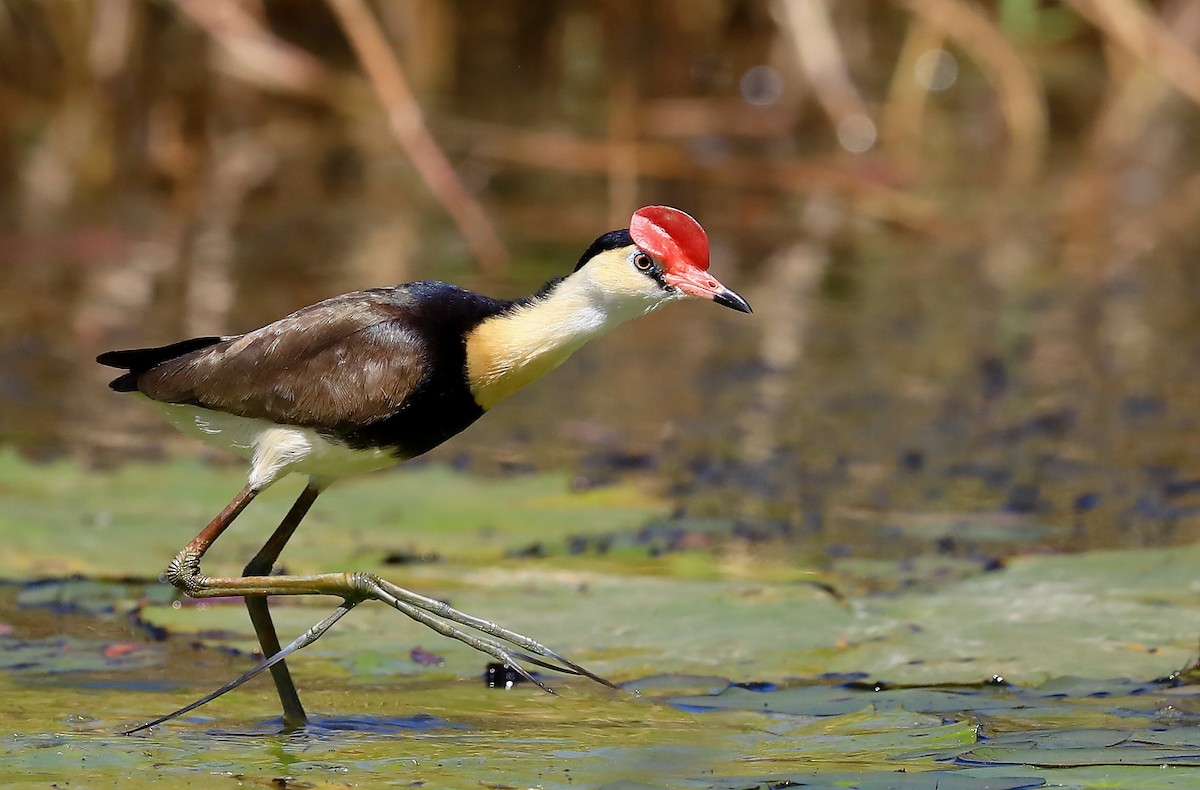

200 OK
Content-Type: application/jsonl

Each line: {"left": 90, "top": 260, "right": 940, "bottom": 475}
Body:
{"left": 713, "top": 286, "right": 753, "bottom": 314}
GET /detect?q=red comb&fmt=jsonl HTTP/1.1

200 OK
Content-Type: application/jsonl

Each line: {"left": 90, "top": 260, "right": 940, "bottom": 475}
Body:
{"left": 629, "top": 206, "right": 709, "bottom": 273}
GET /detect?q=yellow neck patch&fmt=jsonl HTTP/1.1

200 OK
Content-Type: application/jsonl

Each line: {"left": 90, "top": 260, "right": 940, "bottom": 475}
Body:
{"left": 465, "top": 278, "right": 606, "bottom": 410}
{"left": 464, "top": 249, "right": 669, "bottom": 410}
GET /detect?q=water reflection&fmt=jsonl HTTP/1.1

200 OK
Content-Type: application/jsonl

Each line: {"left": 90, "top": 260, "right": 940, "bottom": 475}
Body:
{"left": 3, "top": 2, "right": 1200, "bottom": 558}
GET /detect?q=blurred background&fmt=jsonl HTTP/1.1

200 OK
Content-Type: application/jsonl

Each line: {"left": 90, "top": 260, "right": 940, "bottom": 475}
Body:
{"left": 4, "top": 0, "right": 1200, "bottom": 559}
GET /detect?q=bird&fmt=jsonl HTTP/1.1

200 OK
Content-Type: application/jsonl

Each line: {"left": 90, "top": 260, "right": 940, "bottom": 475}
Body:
{"left": 97, "top": 205, "right": 751, "bottom": 731}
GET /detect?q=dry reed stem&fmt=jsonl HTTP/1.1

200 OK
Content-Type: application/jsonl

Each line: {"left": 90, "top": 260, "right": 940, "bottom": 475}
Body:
{"left": 175, "top": 0, "right": 332, "bottom": 98}
{"left": 900, "top": 0, "right": 1047, "bottom": 190}
{"left": 606, "top": 70, "right": 640, "bottom": 229}
{"left": 1057, "top": 0, "right": 1200, "bottom": 281}
{"left": 881, "top": 16, "right": 946, "bottom": 163}
{"left": 772, "top": 0, "right": 873, "bottom": 137}
{"left": 326, "top": 0, "right": 507, "bottom": 272}
{"left": 88, "top": 0, "right": 134, "bottom": 79}
{"left": 1066, "top": 0, "right": 1200, "bottom": 109}
{"left": 464, "top": 123, "right": 963, "bottom": 240}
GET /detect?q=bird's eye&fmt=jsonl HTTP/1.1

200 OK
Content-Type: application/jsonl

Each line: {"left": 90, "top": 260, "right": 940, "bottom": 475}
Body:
{"left": 632, "top": 252, "right": 655, "bottom": 272}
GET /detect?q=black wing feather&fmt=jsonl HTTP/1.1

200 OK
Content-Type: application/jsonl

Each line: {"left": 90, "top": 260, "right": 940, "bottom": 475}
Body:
{"left": 97, "top": 336, "right": 225, "bottom": 392}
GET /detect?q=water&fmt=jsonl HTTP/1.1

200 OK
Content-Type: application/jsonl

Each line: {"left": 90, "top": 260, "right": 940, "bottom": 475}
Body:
{"left": 5, "top": 7, "right": 1200, "bottom": 782}
{"left": 5, "top": 4, "right": 1200, "bottom": 559}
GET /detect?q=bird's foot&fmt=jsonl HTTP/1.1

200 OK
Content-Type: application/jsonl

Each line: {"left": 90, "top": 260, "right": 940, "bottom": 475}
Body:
{"left": 123, "top": 573, "right": 615, "bottom": 733}
{"left": 164, "top": 547, "right": 207, "bottom": 595}
{"left": 355, "top": 572, "right": 618, "bottom": 693}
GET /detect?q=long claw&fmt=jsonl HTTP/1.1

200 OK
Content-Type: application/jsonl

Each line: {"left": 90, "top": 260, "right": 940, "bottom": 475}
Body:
{"left": 132, "top": 570, "right": 617, "bottom": 729}
{"left": 368, "top": 583, "right": 558, "bottom": 693}
{"left": 534, "top": 648, "right": 620, "bottom": 690}
{"left": 368, "top": 577, "right": 616, "bottom": 689}
{"left": 504, "top": 658, "right": 556, "bottom": 694}
{"left": 512, "top": 651, "right": 585, "bottom": 676}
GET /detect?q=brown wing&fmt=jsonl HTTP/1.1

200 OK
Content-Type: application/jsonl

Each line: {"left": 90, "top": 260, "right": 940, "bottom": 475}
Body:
{"left": 135, "top": 289, "right": 429, "bottom": 430}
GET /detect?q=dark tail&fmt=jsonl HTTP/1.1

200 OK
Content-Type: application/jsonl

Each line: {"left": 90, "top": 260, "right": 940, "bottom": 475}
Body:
{"left": 97, "top": 336, "right": 223, "bottom": 392}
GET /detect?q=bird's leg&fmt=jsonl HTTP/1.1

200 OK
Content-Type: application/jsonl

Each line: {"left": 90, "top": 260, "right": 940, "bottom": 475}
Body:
{"left": 133, "top": 568, "right": 616, "bottom": 731}
{"left": 160, "top": 482, "right": 320, "bottom": 729}
{"left": 128, "top": 567, "right": 621, "bottom": 733}
{"left": 168, "top": 484, "right": 259, "bottom": 580}
{"left": 163, "top": 568, "right": 617, "bottom": 689}
{"left": 124, "top": 598, "right": 358, "bottom": 734}
{"left": 152, "top": 486, "right": 615, "bottom": 728}
{"left": 239, "top": 483, "right": 322, "bottom": 730}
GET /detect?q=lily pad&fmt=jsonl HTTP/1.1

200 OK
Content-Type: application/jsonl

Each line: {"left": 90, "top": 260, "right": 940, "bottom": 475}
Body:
{"left": 8, "top": 456, "right": 1200, "bottom": 788}
{"left": 0, "top": 450, "right": 667, "bottom": 579}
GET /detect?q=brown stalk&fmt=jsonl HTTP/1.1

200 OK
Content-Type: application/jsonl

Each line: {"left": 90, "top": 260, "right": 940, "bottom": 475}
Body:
{"left": 900, "top": 0, "right": 1047, "bottom": 190}
{"left": 1058, "top": 0, "right": 1200, "bottom": 280}
{"left": 772, "top": 0, "right": 873, "bottom": 141}
{"left": 325, "top": 0, "right": 507, "bottom": 272}
{"left": 881, "top": 16, "right": 947, "bottom": 163}
{"left": 607, "top": 70, "right": 640, "bottom": 229}
{"left": 1066, "top": 0, "right": 1200, "bottom": 109}
{"left": 175, "top": 0, "right": 333, "bottom": 98}
{"left": 464, "top": 123, "right": 964, "bottom": 240}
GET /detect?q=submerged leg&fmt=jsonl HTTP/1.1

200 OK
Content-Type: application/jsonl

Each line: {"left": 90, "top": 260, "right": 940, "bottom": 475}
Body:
{"left": 240, "top": 483, "right": 322, "bottom": 730}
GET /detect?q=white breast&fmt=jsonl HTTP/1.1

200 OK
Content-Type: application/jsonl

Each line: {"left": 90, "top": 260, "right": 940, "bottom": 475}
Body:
{"left": 150, "top": 400, "right": 402, "bottom": 490}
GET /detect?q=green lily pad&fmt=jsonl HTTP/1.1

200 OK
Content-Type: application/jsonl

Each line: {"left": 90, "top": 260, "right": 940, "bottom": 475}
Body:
{"left": 0, "top": 634, "right": 162, "bottom": 673}
{"left": 16, "top": 577, "right": 172, "bottom": 615}
{"left": 0, "top": 450, "right": 668, "bottom": 579}
{"left": 958, "top": 746, "right": 1200, "bottom": 767}
{"left": 823, "top": 546, "right": 1200, "bottom": 684}
{"left": 8, "top": 455, "right": 1200, "bottom": 788}
{"left": 704, "top": 773, "right": 1046, "bottom": 790}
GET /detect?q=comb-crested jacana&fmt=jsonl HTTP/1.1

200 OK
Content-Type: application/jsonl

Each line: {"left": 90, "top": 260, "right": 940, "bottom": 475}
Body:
{"left": 98, "top": 206, "right": 751, "bottom": 730}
